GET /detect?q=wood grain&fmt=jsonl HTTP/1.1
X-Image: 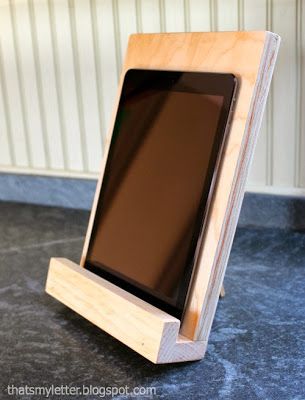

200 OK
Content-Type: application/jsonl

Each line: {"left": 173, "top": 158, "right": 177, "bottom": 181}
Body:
{"left": 80, "top": 31, "right": 280, "bottom": 343}
{"left": 47, "top": 31, "right": 279, "bottom": 363}
{"left": 46, "top": 257, "right": 206, "bottom": 363}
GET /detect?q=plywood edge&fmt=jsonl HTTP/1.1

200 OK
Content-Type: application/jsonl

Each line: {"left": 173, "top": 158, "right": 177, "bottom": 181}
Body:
{"left": 193, "top": 31, "right": 281, "bottom": 342}
{"left": 46, "top": 258, "right": 206, "bottom": 364}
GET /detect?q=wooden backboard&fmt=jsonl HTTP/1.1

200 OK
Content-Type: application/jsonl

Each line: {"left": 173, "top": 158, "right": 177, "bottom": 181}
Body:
{"left": 47, "top": 31, "right": 280, "bottom": 363}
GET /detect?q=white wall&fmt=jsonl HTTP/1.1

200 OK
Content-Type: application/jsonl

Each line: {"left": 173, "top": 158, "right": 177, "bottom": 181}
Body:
{"left": 0, "top": 0, "right": 304, "bottom": 196}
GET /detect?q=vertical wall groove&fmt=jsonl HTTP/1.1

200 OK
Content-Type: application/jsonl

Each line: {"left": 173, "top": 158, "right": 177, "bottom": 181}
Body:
{"left": 28, "top": 0, "right": 50, "bottom": 169}
{"left": 238, "top": 0, "right": 244, "bottom": 30}
{"left": 68, "top": 0, "right": 88, "bottom": 171}
{"left": 9, "top": 0, "right": 32, "bottom": 167}
{"left": 112, "top": 0, "right": 122, "bottom": 81}
{"left": 135, "top": 0, "right": 143, "bottom": 33}
{"left": 210, "top": 0, "right": 218, "bottom": 31}
{"left": 159, "top": 0, "right": 166, "bottom": 32}
{"left": 47, "top": 0, "right": 68, "bottom": 170}
{"left": 0, "top": 41, "right": 15, "bottom": 165}
{"left": 183, "top": 0, "right": 191, "bottom": 32}
{"left": 90, "top": 0, "right": 106, "bottom": 146}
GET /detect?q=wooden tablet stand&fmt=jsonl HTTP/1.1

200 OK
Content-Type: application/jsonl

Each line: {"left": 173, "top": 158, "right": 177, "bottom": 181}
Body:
{"left": 46, "top": 31, "right": 280, "bottom": 364}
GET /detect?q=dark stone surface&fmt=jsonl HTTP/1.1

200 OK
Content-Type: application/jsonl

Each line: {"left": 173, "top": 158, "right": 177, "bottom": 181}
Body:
{"left": 239, "top": 192, "right": 305, "bottom": 231}
{"left": 0, "top": 202, "right": 304, "bottom": 399}
{"left": 0, "top": 173, "right": 96, "bottom": 210}
{"left": 2, "top": 173, "right": 305, "bottom": 231}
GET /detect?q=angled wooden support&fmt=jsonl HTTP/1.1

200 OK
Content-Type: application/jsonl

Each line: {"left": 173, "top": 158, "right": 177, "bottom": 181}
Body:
{"left": 46, "top": 31, "right": 280, "bottom": 363}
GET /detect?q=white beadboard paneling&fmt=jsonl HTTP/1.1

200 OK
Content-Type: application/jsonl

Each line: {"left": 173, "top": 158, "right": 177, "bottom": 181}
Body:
{"left": 0, "top": 0, "right": 304, "bottom": 198}
{"left": 12, "top": 0, "right": 47, "bottom": 169}
{"left": 164, "top": 0, "right": 185, "bottom": 32}
{"left": 111, "top": 0, "right": 122, "bottom": 78}
{"left": 72, "top": 0, "right": 102, "bottom": 172}
{"left": 244, "top": 0, "right": 267, "bottom": 27}
{"left": 31, "top": 0, "right": 64, "bottom": 170}
{"left": 116, "top": 0, "right": 138, "bottom": 65}
{"left": 188, "top": 0, "right": 211, "bottom": 31}
{"left": 216, "top": 0, "right": 238, "bottom": 30}
{"left": 49, "top": 0, "right": 83, "bottom": 171}
{"left": 140, "top": 0, "right": 161, "bottom": 33}
{"left": 244, "top": 0, "right": 268, "bottom": 186}
{"left": 0, "top": 2, "right": 29, "bottom": 167}
{"left": 94, "top": 0, "right": 119, "bottom": 142}
{"left": 272, "top": 0, "right": 297, "bottom": 187}
{"left": 0, "top": 61, "right": 12, "bottom": 166}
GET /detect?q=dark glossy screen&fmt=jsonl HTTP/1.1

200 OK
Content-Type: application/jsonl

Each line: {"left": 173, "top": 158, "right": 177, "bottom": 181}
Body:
{"left": 85, "top": 70, "right": 236, "bottom": 319}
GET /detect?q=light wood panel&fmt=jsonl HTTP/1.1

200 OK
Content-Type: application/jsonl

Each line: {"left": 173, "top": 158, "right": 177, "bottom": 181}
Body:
{"left": 71, "top": 31, "right": 279, "bottom": 363}
{"left": 46, "top": 257, "right": 206, "bottom": 364}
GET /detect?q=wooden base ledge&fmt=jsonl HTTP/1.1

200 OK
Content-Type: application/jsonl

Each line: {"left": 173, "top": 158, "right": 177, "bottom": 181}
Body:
{"left": 46, "top": 258, "right": 207, "bottom": 364}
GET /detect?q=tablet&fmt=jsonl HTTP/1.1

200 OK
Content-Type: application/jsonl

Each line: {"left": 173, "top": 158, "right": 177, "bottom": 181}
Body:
{"left": 84, "top": 69, "right": 237, "bottom": 319}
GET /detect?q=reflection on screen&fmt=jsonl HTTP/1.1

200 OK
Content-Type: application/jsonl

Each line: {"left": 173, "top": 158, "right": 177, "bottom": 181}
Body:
{"left": 86, "top": 89, "right": 223, "bottom": 307}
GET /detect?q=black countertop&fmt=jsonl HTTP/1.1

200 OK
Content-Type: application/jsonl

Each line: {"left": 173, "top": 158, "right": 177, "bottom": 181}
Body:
{"left": 0, "top": 202, "right": 304, "bottom": 399}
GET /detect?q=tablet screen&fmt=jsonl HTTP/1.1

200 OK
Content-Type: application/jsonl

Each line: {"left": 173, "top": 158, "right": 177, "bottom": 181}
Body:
{"left": 85, "top": 70, "right": 236, "bottom": 319}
